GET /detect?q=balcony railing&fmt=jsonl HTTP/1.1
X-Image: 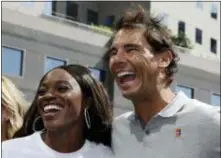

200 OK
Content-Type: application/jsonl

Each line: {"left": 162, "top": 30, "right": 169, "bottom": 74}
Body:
{"left": 42, "top": 11, "right": 219, "bottom": 62}
{"left": 42, "top": 11, "right": 112, "bottom": 37}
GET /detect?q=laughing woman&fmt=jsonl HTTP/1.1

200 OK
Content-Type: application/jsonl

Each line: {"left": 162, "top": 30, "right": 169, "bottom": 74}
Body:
{"left": 2, "top": 76, "right": 29, "bottom": 142}
{"left": 2, "top": 65, "right": 113, "bottom": 158}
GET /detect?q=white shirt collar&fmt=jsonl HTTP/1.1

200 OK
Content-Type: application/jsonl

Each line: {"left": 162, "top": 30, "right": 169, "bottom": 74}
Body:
{"left": 131, "top": 91, "right": 191, "bottom": 125}
{"left": 158, "top": 91, "right": 190, "bottom": 117}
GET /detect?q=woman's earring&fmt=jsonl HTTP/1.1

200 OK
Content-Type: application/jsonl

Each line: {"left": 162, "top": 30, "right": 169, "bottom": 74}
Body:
{"left": 84, "top": 108, "right": 91, "bottom": 129}
{"left": 32, "top": 116, "right": 45, "bottom": 132}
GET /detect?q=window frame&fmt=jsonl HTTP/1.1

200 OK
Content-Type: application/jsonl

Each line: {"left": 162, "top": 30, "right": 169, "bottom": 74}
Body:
{"left": 89, "top": 67, "right": 106, "bottom": 83}
{"left": 104, "top": 15, "right": 115, "bottom": 27}
{"left": 175, "top": 85, "right": 194, "bottom": 99}
{"left": 66, "top": 1, "right": 78, "bottom": 21}
{"left": 211, "top": 93, "right": 220, "bottom": 106}
{"left": 2, "top": 45, "right": 25, "bottom": 77}
{"left": 195, "top": 28, "right": 202, "bottom": 44}
{"left": 196, "top": 1, "right": 203, "bottom": 10}
{"left": 178, "top": 21, "right": 185, "bottom": 35}
{"left": 87, "top": 9, "right": 98, "bottom": 25}
{"left": 52, "top": 1, "right": 57, "bottom": 16}
{"left": 43, "top": 1, "right": 53, "bottom": 16}
{"left": 210, "top": 38, "right": 217, "bottom": 54}
{"left": 211, "top": 3, "right": 218, "bottom": 19}
{"left": 44, "top": 56, "right": 67, "bottom": 74}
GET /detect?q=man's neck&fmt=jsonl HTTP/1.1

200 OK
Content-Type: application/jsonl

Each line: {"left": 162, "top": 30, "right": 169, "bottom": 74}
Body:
{"left": 43, "top": 124, "right": 85, "bottom": 153}
{"left": 133, "top": 88, "right": 175, "bottom": 124}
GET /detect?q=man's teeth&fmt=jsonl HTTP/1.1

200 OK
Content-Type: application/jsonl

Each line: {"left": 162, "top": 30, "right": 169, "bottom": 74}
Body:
{"left": 117, "top": 71, "right": 135, "bottom": 77}
{"left": 44, "top": 105, "right": 62, "bottom": 112}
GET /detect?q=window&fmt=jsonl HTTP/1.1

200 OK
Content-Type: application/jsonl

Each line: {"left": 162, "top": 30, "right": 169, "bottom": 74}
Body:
{"left": 2, "top": 46, "right": 23, "bottom": 76}
{"left": 87, "top": 9, "right": 98, "bottom": 25}
{"left": 89, "top": 68, "right": 105, "bottom": 82}
{"left": 43, "top": 1, "right": 53, "bottom": 15}
{"left": 45, "top": 57, "right": 66, "bottom": 73}
{"left": 211, "top": 94, "right": 220, "bottom": 106}
{"left": 178, "top": 21, "right": 185, "bottom": 35}
{"left": 52, "top": 1, "right": 57, "bottom": 16}
{"left": 176, "top": 85, "right": 194, "bottom": 98}
{"left": 211, "top": 3, "right": 217, "bottom": 19}
{"left": 210, "top": 38, "right": 217, "bottom": 54}
{"left": 104, "top": 15, "right": 115, "bottom": 27}
{"left": 195, "top": 28, "right": 202, "bottom": 44}
{"left": 22, "top": 2, "right": 35, "bottom": 7}
{"left": 196, "top": 1, "right": 203, "bottom": 10}
{"left": 66, "top": 1, "right": 78, "bottom": 21}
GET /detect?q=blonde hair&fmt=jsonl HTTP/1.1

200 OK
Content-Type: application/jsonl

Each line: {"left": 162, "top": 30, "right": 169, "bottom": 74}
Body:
{"left": 2, "top": 76, "right": 29, "bottom": 139}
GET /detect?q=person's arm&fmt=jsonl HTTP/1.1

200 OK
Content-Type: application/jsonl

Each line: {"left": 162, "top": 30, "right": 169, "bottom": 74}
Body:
{"left": 206, "top": 108, "right": 220, "bottom": 158}
{"left": 2, "top": 141, "right": 13, "bottom": 158}
{"left": 96, "top": 145, "right": 114, "bottom": 158}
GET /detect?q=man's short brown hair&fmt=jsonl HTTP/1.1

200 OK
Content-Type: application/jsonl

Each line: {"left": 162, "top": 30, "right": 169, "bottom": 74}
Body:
{"left": 106, "top": 4, "right": 179, "bottom": 86}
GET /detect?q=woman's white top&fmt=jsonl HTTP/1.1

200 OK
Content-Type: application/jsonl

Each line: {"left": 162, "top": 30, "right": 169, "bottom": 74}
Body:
{"left": 2, "top": 132, "right": 113, "bottom": 158}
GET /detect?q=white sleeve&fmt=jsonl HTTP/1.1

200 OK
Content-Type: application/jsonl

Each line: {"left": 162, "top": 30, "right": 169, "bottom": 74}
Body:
{"left": 2, "top": 141, "right": 13, "bottom": 158}
{"left": 101, "top": 147, "right": 114, "bottom": 158}
{"left": 93, "top": 145, "right": 114, "bottom": 158}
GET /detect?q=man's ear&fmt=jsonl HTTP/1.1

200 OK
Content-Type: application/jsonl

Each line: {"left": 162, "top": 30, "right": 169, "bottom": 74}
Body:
{"left": 157, "top": 50, "right": 173, "bottom": 68}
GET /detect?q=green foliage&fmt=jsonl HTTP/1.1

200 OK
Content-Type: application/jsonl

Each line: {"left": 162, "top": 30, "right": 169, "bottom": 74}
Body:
{"left": 172, "top": 31, "right": 193, "bottom": 49}
{"left": 91, "top": 24, "right": 113, "bottom": 35}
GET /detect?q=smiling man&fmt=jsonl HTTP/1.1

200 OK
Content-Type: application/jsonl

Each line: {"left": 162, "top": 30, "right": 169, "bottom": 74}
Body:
{"left": 106, "top": 5, "right": 220, "bottom": 158}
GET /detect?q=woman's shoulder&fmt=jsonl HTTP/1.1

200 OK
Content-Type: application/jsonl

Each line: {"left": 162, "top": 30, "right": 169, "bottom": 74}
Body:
{"left": 86, "top": 141, "right": 114, "bottom": 158}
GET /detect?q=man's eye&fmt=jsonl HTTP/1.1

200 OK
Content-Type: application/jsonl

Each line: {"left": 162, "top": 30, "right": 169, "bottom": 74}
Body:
{"left": 126, "top": 47, "right": 138, "bottom": 53}
{"left": 109, "top": 50, "right": 117, "bottom": 57}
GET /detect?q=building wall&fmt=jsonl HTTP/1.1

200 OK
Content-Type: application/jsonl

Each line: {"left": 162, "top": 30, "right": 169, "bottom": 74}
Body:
{"left": 2, "top": 7, "right": 110, "bottom": 48}
{"left": 151, "top": 2, "right": 220, "bottom": 60}
{"left": 175, "top": 65, "right": 220, "bottom": 102}
{"left": 2, "top": 1, "right": 44, "bottom": 16}
{"left": 2, "top": 2, "right": 220, "bottom": 116}
{"left": 2, "top": 7, "right": 110, "bottom": 101}
{"left": 2, "top": 22, "right": 107, "bottom": 101}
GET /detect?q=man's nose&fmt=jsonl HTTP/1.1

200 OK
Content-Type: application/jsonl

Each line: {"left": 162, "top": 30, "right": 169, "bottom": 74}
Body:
{"left": 113, "top": 48, "right": 127, "bottom": 63}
